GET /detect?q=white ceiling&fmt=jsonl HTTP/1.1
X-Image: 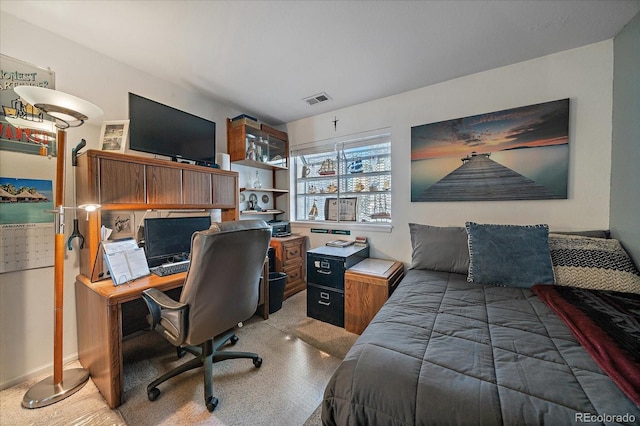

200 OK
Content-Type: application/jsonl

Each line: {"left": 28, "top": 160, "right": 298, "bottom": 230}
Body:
{"left": 1, "top": 1, "right": 638, "bottom": 125}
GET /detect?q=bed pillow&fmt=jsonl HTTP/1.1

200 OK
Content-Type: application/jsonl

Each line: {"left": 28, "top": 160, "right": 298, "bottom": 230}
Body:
{"left": 548, "top": 234, "right": 640, "bottom": 294}
{"left": 465, "top": 222, "right": 554, "bottom": 288}
{"left": 409, "top": 223, "right": 469, "bottom": 274}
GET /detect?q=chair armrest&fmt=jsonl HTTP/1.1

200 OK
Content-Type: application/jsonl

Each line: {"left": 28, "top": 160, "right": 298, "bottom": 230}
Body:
{"left": 142, "top": 288, "right": 187, "bottom": 330}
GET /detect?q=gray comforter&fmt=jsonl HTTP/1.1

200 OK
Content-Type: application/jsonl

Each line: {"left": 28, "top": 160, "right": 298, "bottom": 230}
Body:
{"left": 322, "top": 269, "right": 640, "bottom": 425}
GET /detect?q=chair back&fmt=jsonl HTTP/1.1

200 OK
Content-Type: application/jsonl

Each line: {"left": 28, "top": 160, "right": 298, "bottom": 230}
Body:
{"left": 180, "top": 219, "right": 271, "bottom": 346}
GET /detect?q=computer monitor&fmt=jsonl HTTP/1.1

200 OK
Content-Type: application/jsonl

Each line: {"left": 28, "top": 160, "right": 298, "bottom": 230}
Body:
{"left": 143, "top": 216, "right": 211, "bottom": 267}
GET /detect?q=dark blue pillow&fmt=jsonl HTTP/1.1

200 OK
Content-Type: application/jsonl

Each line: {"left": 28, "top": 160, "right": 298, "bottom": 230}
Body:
{"left": 465, "top": 222, "right": 554, "bottom": 288}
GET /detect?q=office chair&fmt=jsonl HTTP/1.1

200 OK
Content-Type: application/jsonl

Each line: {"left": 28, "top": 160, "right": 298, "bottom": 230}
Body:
{"left": 141, "top": 219, "right": 271, "bottom": 412}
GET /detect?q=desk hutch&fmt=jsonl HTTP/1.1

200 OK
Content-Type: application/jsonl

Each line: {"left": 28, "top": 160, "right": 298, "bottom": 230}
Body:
{"left": 73, "top": 150, "right": 246, "bottom": 408}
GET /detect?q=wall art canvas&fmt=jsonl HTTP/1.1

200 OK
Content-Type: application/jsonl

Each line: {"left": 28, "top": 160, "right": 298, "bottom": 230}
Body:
{"left": 411, "top": 99, "right": 569, "bottom": 202}
{"left": 0, "top": 54, "right": 57, "bottom": 156}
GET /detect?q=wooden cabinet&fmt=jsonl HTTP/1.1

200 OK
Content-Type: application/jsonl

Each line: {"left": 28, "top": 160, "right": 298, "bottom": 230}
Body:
{"left": 344, "top": 259, "right": 404, "bottom": 334}
{"left": 227, "top": 118, "right": 290, "bottom": 219}
{"left": 75, "top": 150, "right": 239, "bottom": 281}
{"left": 270, "top": 235, "right": 306, "bottom": 299}
{"left": 227, "top": 119, "right": 288, "bottom": 170}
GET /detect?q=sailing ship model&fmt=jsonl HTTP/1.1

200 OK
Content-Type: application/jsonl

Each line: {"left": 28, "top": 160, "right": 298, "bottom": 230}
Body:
{"left": 308, "top": 199, "right": 319, "bottom": 220}
{"left": 318, "top": 159, "right": 336, "bottom": 175}
{"left": 371, "top": 194, "right": 391, "bottom": 220}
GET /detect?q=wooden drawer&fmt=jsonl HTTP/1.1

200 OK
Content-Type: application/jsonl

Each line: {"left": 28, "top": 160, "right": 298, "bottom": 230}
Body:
{"left": 284, "top": 262, "right": 303, "bottom": 284}
{"left": 282, "top": 240, "right": 303, "bottom": 265}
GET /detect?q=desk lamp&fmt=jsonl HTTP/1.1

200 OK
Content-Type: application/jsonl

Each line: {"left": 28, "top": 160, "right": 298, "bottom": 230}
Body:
{"left": 13, "top": 86, "right": 103, "bottom": 409}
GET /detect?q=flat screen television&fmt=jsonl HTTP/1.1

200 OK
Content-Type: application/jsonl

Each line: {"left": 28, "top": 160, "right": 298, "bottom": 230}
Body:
{"left": 143, "top": 216, "right": 212, "bottom": 267}
{"left": 128, "top": 93, "right": 216, "bottom": 164}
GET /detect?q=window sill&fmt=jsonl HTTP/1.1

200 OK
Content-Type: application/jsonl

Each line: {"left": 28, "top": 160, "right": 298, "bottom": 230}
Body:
{"left": 291, "top": 221, "right": 393, "bottom": 233}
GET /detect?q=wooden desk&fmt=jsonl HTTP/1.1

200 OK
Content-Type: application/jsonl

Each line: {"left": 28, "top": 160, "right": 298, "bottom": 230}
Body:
{"left": 75, "top": 260, "right": 269, "bottom": 408}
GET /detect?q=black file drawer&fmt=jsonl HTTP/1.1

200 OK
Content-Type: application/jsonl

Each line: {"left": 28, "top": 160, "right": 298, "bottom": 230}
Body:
{"left": 307, "top": 284, "right": 344, "bottom": 328}
{"left": 307, "top": 245, "right": 369, "bottom": 290}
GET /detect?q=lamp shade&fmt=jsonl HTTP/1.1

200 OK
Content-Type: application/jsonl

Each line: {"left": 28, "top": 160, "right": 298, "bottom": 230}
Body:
{"left": 14, "top": 86, "right": 103, "bottom": 126}
{"left": 5, "top": 116, "right": 56, "bottom": 132}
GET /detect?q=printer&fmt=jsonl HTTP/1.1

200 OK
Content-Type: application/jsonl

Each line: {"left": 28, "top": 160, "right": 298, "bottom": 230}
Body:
{"left": 268, "top": 220, "right": 291, "bottom": 237}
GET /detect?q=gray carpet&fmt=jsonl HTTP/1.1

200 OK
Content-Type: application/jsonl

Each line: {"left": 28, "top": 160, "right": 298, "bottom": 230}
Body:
{"left": 117, "top": 290, "right": 358, "bottom": 425}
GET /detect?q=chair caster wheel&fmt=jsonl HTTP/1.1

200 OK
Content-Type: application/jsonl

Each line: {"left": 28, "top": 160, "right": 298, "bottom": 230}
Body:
{"left": 148, "top": 387, "right": 160, "bottom": 401}
{"left": 254, "top": 356, "right": 263, "bottom": 368}
{"left": 230, "top": 335, "right": 239, "bottom": 345}
{"left": 206, "top": 396, "right": 219, "bottom": 412}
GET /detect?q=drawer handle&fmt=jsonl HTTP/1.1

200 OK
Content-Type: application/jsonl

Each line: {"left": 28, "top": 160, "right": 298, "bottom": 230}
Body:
{"left": 317, "top": 270, "right": 331, "bottom": 275}
{"left": 319, "top": 292, "right": 331, "bottom": 306}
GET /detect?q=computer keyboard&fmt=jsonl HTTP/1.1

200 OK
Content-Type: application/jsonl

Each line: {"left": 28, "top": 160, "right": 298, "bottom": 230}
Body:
{"left": 151, "top": 260, "right": 190, "bottom": 277}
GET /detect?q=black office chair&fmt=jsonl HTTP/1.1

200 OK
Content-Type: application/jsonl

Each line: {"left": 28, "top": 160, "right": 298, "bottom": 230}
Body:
{"left": 141, "top": 219, "right": 271, "bottom": 412}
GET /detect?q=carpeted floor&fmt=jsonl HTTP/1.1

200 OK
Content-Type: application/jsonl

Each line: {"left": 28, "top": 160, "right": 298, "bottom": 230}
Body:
{"left": 0, "top": 290, "right": 358, "bottom": 425}
{"left": 118, "top": 289, "right": 357, "bottom": 425}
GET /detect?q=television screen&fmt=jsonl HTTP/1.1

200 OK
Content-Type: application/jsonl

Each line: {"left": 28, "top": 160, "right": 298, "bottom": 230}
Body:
{"left": 128, "top": 93, "right": 216, "bottom": 163}
{"left": 143, "top": 216, "right": 211, "bottom": 267}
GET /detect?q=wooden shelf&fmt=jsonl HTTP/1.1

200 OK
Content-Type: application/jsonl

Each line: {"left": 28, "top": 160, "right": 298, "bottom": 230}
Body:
{"left": 232, "top": 159, "right": 288, "bottom": 170}
{"left": 240, "top": 187, "right": 289, "bottom": 194}
{"left": 240, "top": 209, "right": 284, "bottom": 215}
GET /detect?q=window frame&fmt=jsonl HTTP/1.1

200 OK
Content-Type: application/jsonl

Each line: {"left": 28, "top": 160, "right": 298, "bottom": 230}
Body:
{"left": 291, "top": 128, "right": 392, "bottom": 231}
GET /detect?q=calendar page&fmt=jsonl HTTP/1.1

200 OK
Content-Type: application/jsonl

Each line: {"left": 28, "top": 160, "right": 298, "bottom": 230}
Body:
{"left": 0, "top": 177, "right": 55, "bottom": 273}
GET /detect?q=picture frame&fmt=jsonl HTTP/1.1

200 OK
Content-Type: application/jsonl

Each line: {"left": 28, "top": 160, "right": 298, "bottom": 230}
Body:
{"left": 99, "top": 120, "right": 129, "bottom": 153}
{"left": 1, "top": 54, "right": 57, "bottom": 157}
{"left": 410, "top": 99, "right": 569, "bottom": 202}
{"left": 324, "top": 197, "right": 357, "bottom": 221}
{"left": 101, "top": 212, "right": 135, "bottom": 240}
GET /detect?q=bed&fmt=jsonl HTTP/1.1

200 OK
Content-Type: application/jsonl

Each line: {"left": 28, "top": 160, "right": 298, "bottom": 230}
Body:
{"left": 322, "top": 223, "right": 640, "bottom": 425}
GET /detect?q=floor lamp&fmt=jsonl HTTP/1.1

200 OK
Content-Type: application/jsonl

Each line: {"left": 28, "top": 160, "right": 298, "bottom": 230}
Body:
{"left": 12, "top": 86, "right": 103, "bottom": 409}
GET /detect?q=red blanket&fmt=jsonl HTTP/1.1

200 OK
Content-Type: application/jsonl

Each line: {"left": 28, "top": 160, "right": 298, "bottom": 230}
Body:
{"left": 533, "top": 285, "right": 640, "bottom": 406}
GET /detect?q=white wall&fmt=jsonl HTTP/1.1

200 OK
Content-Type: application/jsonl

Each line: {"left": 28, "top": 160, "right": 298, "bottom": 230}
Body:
{"left": 287, "top": 41, "right": 615, "bottom": 263}
{"left": 0, "top": 11, "right": 241, "bottom": 388}
{"left": 610, "top": 12, "right": 640, "bottom": 265}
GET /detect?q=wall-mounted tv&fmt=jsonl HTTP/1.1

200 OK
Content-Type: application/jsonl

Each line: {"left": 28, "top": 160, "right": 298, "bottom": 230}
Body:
{"left": 128, "top": 93, "right": 216, "bottom": 165}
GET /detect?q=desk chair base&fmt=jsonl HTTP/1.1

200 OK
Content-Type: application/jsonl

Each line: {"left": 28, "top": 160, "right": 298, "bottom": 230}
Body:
{"left": 146, "top": 331, "right": 262, "bottom": 412}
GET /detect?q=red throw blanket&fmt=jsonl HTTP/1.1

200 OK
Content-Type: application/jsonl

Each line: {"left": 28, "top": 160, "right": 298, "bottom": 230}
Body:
{"left": 533, "top": 285, "right": 640, "bottom": 406}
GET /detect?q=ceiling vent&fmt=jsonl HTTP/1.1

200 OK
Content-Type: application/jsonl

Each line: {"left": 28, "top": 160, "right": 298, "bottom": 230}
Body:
{"left": 303, "top": 92, "right": 332, "bottom": 106}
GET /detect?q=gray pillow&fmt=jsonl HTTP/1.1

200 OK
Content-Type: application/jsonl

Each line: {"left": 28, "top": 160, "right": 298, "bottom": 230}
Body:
{"left": 465, "top": 222, "right": 554, "bottom": 288}
{"left": 409, "top": 223, "right": 469, "bottom": 274}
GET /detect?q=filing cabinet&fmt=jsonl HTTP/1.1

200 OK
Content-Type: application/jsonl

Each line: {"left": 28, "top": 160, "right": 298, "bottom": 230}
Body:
{"left": 270, "top": 235, "right": 306, "bottom": 299}
{"left": 306, "top": 245, "right": 369, "bottom": 327}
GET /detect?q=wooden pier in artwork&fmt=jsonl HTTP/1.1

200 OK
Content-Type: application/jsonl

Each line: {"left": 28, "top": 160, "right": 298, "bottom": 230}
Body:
{"left": 416, "top": 154, "right": 563, "bottom": 201}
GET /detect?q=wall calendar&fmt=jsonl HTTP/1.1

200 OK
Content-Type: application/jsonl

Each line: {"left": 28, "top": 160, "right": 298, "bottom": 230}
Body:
{"left": 0, "top": 177, "right": 54, "bottom": 273}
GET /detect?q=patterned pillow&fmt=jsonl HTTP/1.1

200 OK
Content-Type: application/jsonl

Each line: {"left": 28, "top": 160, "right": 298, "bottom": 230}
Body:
{"left": 465, "top": 222, "right": 554, "bottom": 288}
{"left": 548, "top": 234, "right": 640, "bottom": 294}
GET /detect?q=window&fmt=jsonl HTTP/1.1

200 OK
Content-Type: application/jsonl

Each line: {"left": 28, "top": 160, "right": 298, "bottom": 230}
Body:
{"left": 292, "top": 129, "right": 391, "bottom": 225}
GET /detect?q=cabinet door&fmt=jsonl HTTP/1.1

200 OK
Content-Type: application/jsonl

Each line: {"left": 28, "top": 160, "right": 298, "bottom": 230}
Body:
{"left": 212, "top": 173, "right": 236, "bottom": 208}
{"left": 183, "top": 170, "right": 212, "bottom": 205}
{"left": 146, "top": 165, "right": 182, "bottom": 204}
{"left": 227, "top": 124, "right": 247, "bottom": 162}
{"left": 99, "top": 158, "right": 145, "bottom": 204}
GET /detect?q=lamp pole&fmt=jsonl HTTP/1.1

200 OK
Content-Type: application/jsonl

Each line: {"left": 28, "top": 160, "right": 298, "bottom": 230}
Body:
{"left": 53, "top": 128, "right": 66, "bottom": 385}
{"left": 13, "top": 86, "right": 103, "bottom": 409}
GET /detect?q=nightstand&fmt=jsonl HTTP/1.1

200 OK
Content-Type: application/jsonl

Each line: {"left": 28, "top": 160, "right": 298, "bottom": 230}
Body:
{"left": 344, "top": 258, "right": 404, "bottom": 334}
{"left": 270, "top": 235, "right": 307, "bottom": 299}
